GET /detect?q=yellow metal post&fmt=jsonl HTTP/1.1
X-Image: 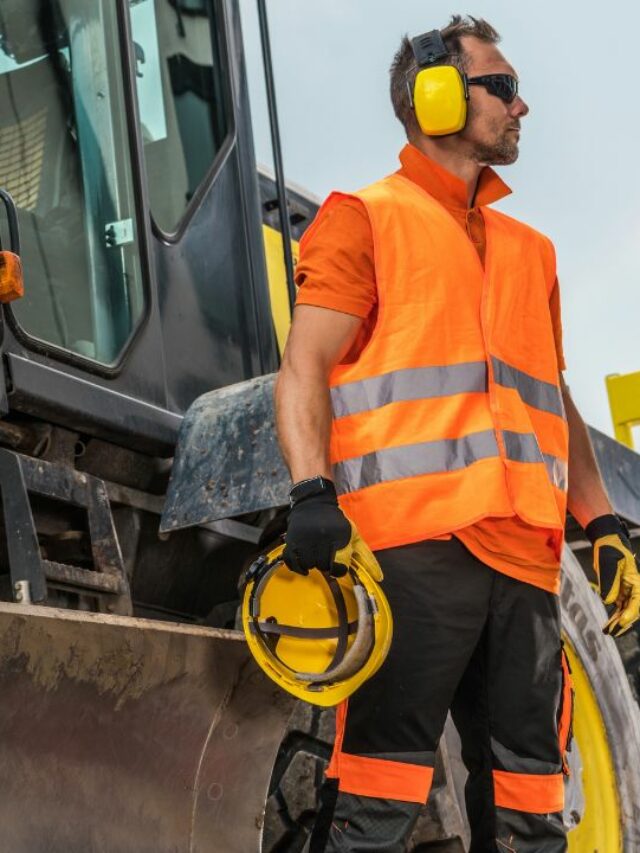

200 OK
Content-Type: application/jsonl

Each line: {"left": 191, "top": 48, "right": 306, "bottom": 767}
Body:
{"left": 605, "top": 371, "right": 640, "bottom": 449}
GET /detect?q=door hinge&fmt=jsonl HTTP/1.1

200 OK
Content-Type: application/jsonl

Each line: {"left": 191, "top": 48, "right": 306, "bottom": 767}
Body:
{"left": 105, "top": 218, "right": 134, "bottom": 248}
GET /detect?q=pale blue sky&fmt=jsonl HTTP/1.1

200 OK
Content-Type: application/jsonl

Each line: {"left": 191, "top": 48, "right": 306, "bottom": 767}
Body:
{"left": 239, "top": 0, "right": 640, "bottom": 439}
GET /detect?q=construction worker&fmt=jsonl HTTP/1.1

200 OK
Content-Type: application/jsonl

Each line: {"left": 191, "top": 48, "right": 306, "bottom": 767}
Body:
{"left": 275, "top": 14, "right": 640, "bottom": 852}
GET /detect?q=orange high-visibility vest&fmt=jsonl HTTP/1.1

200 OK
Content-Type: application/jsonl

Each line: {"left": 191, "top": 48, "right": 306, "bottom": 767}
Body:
{"left": 301, "top": 173, "right": 569, "bottom": 552}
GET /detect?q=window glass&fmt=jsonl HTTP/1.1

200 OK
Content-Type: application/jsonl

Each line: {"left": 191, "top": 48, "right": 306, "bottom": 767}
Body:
{"left": 0, "top": 0, "right": 145, "bottom": 365}
{"left": 129, "top": 0, "right": 230, "bottom": 233}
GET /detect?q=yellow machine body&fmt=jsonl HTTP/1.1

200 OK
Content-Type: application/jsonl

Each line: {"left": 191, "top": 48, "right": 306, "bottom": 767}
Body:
{"left": 262, "top": 224, "right": 298, "bottom": 356}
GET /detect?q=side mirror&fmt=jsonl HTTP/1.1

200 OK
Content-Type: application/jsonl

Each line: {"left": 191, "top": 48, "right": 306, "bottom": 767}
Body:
{"left": 0, "top": 189, "right": 23, "bottom": 303}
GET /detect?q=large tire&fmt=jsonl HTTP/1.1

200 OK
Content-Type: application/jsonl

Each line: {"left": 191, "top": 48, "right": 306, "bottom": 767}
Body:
{"left": 263, "top": 548, "right": 640, "bottom": 851}
{"left": 559, "top": 547, "right": 640, "bottom": 850}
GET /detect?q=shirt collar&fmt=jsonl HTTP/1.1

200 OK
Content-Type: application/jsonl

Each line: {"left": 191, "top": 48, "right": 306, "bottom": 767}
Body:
{"left": 397, "top": 143, "right": 511, "bottom": 211}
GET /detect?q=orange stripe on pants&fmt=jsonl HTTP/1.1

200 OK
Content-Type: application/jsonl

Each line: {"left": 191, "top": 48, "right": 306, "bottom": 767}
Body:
{"left": 326, "top": 700, "right": 434, "bottom": 803}
{"left": 493, "top": 769, "right": 564, "bottom": 814}
{"left": 559, "top": 648, "right": 575, "bottom": 775}
{"left": 325, "top": 699, "right": 348, "bottom": 779}
{"left": 334, "top": 753, "right": 433, "bottom": 803}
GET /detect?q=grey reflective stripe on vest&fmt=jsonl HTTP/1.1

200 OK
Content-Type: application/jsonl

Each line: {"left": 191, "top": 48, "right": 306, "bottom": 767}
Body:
{"left": 542, "top": 453, "right": 568, "bottom": 492}
{"left": 330, "top": 361, "right": 488, "bottom": 419}
{"left": 502, "top": 430, "right": 568, "bottom": 491}
{"left": 331, "top": 358, "right": 564, "bottom": 420}
{"left": 502, "top": 430, "right": 541, "bottom": 464}
{"left": 334, "top": 429, "right": 499, "bottom": 495}
{"left": 492, "top": 357, "right": 565, "bottom": 419}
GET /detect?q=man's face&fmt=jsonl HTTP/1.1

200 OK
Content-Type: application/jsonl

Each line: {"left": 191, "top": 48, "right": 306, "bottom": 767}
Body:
{"left": 457, "top": 36, "right": 529, "bottom": 165}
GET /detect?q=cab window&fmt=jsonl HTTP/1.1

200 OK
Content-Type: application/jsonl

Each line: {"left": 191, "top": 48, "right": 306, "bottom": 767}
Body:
{"left": 0, "top": 1, "right": 145, "bottom": 365}
{"left": 129, "top": 0, "right": 231, "bottom": 235}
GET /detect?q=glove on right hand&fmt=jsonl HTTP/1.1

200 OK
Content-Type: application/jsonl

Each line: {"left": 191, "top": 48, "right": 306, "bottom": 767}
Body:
{"left": 586, "top": 513, "right": 640, "bottom": 637}
{"left": 283, "top": 481, "right": 352, "bottom": 577}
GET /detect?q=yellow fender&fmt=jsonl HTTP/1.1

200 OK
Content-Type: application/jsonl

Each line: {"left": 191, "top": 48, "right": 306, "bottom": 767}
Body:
{"left": 262, "top": 224, "right": 297, "bottom": 356}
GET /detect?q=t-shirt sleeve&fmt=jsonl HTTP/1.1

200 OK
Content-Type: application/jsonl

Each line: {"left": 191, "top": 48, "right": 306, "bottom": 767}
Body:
{"left": 549, "top": 276, "right": 566, "bottom": 372}
{"left": 294, "top": 197, "right": 377, "bottom": 318}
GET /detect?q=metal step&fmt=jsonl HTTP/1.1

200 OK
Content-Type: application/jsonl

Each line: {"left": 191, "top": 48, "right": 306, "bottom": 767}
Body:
{"left": 0, "top": 447, "right": 131, "bottom": 612}
{"left": 42, "top": 559, "right": 127, "bottom": 595}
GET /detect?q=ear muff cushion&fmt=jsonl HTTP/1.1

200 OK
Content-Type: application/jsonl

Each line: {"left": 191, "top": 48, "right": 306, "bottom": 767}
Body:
{"left": 413, "top": 65, "right": 467, "bottom": 136}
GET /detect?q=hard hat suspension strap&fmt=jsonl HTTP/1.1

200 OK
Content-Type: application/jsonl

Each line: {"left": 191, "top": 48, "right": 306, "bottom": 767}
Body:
{"left": 248, "top": 559, "right": 375, "bottom": 685}
{"left": 296, "top": 584, "right": 375, "bottom": 685}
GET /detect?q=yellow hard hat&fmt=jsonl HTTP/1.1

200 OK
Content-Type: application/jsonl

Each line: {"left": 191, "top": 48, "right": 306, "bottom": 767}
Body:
{"left": 241, "top": 532, "right": 393, "bottom": 707}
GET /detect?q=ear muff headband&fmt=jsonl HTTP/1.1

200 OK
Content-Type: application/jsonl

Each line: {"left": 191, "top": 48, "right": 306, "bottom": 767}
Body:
{"left": 410, "top": 30, "right": 469, "bottom": 136}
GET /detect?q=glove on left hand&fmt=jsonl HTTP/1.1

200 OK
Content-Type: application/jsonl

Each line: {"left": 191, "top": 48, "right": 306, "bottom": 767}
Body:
{"left": 282, "top": 482, "right": 352, "bottom": 578}
{"left": 586, "top": 514, "right": 640, "bottom": 637}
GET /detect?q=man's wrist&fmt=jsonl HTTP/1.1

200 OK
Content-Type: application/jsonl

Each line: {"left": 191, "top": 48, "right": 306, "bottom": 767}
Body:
{"left": 585, "top": 513, "right": 629, "bottom": 544}
{"left": 289, "top": 476, "right": 336, "bottom": 508}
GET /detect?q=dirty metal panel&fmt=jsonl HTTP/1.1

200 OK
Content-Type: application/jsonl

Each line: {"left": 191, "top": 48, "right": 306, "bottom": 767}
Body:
{"left": 589, "top": 426, "right": 640, "bottom": 526}
{"left": 160, "top": 374, "right": 289, "bottom": 532}
{"left": 0, "top": 603, "right": 294, "bottom": 853}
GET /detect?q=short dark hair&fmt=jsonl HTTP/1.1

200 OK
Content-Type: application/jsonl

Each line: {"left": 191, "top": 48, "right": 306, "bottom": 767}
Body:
{"left": 389, "top": 15, "right": 501, "bottom": 138}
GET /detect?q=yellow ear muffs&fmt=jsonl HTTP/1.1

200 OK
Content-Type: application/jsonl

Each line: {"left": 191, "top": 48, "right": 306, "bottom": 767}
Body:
{"left": 413, "top": 65, "right": 468, "bottom": 136}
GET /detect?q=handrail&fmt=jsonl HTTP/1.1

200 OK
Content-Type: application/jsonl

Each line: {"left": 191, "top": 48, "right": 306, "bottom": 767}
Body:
{"left": 256, "top": 0, "right": 297, "bottom": 315}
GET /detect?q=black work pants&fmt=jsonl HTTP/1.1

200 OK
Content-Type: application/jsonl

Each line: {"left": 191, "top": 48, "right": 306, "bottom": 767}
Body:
{"left": 308, "top": 538, "right": 570, "bottom": 852}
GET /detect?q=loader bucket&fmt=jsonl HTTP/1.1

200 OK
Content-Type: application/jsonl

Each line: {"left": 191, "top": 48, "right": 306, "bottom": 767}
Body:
{"left": 0, "top": 603, "right": 295, "bottom": 852}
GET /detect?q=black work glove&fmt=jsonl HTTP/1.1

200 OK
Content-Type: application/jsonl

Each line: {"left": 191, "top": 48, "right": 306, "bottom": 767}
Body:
{"left": 282, "top": 480, "right": 352, "bottom": 577}
{"left": 585, "top": 514, "right": 640, "bottom": 637}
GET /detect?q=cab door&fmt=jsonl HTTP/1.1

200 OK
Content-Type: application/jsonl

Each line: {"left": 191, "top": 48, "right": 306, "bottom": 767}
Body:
{"left": 0, "top": 0, "right": 275, "bottom": 454}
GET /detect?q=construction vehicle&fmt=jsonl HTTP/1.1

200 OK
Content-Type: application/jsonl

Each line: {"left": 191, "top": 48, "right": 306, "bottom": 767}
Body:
{"left": 0, "top": 1, "right": 639, "bottom": 850}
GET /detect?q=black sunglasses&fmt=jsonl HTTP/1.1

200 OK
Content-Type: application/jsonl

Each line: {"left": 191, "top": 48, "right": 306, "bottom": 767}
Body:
{"left": 467, "top": 74, "right": 519, "bottom": 104}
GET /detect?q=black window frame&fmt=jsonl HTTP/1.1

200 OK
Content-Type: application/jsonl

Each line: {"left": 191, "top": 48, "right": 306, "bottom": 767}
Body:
{"left": 130, "top": 0, "right": 236, "bottom": 245}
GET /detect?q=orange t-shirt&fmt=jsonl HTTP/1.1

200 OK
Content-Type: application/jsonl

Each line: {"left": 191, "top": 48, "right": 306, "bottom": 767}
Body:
{"left": 295, "top": 144, "right": 566, "bottom": 595}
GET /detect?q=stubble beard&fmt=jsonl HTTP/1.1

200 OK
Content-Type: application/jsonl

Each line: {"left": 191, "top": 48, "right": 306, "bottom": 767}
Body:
{"left": 471, "top": 130, "right": 520, "bottom": 166}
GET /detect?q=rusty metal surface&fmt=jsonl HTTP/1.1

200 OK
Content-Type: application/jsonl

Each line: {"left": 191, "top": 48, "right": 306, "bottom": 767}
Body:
{"left": 160, "top": 374, "right": 289, "bottom": 533}
{"left": 0, "top": 603, "right": 294, "bottom": 852}
{"left": 42, "top": 559, "right": 125, "bottom": 594}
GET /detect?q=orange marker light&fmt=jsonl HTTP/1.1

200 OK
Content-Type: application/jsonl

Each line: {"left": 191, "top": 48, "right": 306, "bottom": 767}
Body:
{"left": 0, "top": 188, "right": 23, "bottom": 303}
{"left": 0, "top": 251, "right": 24, "bottom": 303}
